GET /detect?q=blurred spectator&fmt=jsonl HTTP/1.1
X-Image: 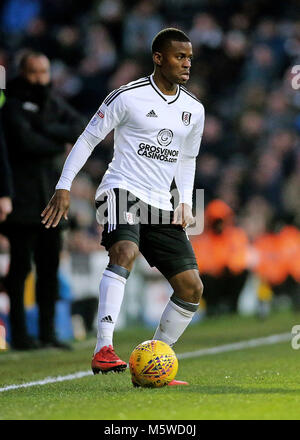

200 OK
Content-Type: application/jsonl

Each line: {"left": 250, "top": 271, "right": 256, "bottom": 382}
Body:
{"left": 0, "top": 91, "right": 13, "bottom": 223}
{"left": 235, "top": 110, "right": 265, "bottom": 158}
{"left": 20, "top": 17, "right": 56, "bottom": 59}
{"left": 0, "top": 51, "right": 85, "bottom": 350}
{"left": 93, "top": 0, "right": 124, "bottom": 49}
{"left": 242, "top": 43, "right": 277, "bottom": 87}
{"left": 69, "top": 174, "right": 96, "bottom": 230}
{"left": 191, "top": 199, "right": 250, "bottom": 315}
{"left": 241, "top": 151, "right": 284, "bottom": 213}
{"left": 239, "top": 84, "right": 267, "bottom": 113}
{"left": 264, "top": 89, "right": 295, "bottom": 132}
{"left": 253, "top": 222, "right": 300, "bottom": 311}
{"left": 53, "top": 25, "right": 85, "bottom": 68}
{"left": 189, "top": 13, "right": 223, "bottom": 51}
{"left": 239, "top": 195, "right": 274, "bottom": 241}
{"left": 201, "top": 114, "right": 226, "bottom": 158}
{"left": 70, "top": 25, "right": 118, "bottom": 114}
{"left": 50, "top": 60, "right": 83, "bottom": 100}
{"left": 254, "top": 18, "right": 287, "bottom": 69}
{"left": 122, "top": 0, "right": 164, "bottom": 56}
{"left": 282, "top": 150, "right": 300, "bottom": 227}
{"left": 194, "top": 154, "right": 220, "bottom": 205}
{"left": 84, "top": 24, "right": 117, "bottom": 73}
{"left": 267, "top": 128, "right": 298, "bottom": 178}
{"left": 108, "top": 59, "right": 143, "bottom": 90}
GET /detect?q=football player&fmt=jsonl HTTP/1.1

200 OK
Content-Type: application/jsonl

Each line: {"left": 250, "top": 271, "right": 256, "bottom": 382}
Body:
{"left": 41, "top": 28, "right": 205, "bottom": 386}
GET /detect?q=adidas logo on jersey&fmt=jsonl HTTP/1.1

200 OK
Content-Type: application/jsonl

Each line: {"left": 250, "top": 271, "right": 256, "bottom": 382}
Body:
{"left": 101, "top": 315, "right": 114, "bottom": 323}
{"left": 146, "top": 109, "right": 158, "bottom": 117}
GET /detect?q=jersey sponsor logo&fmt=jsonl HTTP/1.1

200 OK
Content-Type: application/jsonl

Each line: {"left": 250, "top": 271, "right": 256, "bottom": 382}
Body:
{"left": 182, "top": 111, "right": 192, "bottom": 126}
{"left": 157, "top": 128, "right": 173, "bottom": 146}
{"left": 137, "top": 142, "right": 178, "bottom": 163}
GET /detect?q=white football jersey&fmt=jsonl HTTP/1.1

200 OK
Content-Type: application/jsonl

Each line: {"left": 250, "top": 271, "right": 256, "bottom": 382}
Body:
{"left": 85, "top": 74, "right": 205, "bottom": 210}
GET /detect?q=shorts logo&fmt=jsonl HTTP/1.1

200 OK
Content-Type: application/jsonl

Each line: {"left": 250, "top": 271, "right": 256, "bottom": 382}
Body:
{"left": 157, "top": 129, "right": 173, "bottom": 146}
{"left": 124, "top": 211, "right": 136, "bottom": 225}
{"left": 182, "top": 111, "right": 191, "bottom": 126}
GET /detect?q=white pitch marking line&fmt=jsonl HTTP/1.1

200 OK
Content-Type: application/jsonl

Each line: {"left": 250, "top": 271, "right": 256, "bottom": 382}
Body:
{"left": 177, "top": 332, "right": 291, "bottom": 360}
{"left": 0, "top": 370, "right": 93, "bottom": 393}
{"left": 0, "top": 332, "right": 291, "bottom": 393}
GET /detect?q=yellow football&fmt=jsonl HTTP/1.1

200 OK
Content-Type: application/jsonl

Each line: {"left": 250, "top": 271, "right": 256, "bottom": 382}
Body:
{"left": 129, "top": 340, "right": 178, "bottom": 388}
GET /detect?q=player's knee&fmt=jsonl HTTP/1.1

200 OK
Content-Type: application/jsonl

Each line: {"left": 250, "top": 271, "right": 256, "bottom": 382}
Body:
{"left": 189, "top": 276, "right": 203, "bottom": 303}
{"left": 172, "top": 271, "right": 203, "bottom": 304}
{"left": 184, "top": 274, "right": 203, "bottom": 304}
{"left": 109, "top": 241, "right": 139, "bottom": 270}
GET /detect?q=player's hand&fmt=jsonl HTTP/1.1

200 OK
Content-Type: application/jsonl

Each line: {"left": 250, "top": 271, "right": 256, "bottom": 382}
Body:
{"left": 41, "top": 189, "right": 70, "bottom": 228}
{"left": 172, "top": 203, "right": 195, "bottom": 229}
{"left": 0, "top": 197, "right": 12, "bottom": 223}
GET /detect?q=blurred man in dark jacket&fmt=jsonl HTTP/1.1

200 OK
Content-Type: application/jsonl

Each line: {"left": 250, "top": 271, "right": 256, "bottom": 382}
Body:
{"left": 0, "top": 90, "right": 13, "bottom": 222}
{"left": 0, "top": 51, "right": 86, "bottom": 350}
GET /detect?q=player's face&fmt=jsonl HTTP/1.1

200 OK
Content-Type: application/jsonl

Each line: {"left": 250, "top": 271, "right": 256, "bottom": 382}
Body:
{"left": 160, "top": 41, "right": 193, "bottom": 85}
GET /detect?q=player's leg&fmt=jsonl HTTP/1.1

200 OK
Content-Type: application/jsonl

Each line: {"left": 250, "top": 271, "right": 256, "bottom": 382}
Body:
{"left": 140, "top": 222, "right": 202, "bottom": 347}
{"left": 4, "top": 225, "right": 39, "bottom": 349}
{"left": 153, "top": 269, "right": 203, "bottom": 346}
{"left": 34, "top": 225, "right": 70, "bottom": 349}
{"left": 152, "top": 267, "right": 203, "bottom": 387}
{"left": 92, "top": 189, "right": 140, "bottom": 373}
{"left": 94, "top": 240, "right": 138, "bottom": 352}
{"left": 92, "top": 240, "right": 139, "bottom": 374}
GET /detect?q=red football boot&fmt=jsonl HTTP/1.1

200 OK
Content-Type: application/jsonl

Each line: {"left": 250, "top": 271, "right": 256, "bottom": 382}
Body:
{"left": 167, "top": 379, "right": 189, "bottom": 386}
{"left": 91, "top": 345, "right": 127, "bottom": 374}
{"left": 131, "top": 379, "right": 189, "bottom": 387}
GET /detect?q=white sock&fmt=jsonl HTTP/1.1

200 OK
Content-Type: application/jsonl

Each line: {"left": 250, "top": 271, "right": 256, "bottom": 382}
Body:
{"left": 94, "top": 269, "right": 127, "bottom": 354}
{"left": 153, "top": 299, "right": 197, "bottom": 347}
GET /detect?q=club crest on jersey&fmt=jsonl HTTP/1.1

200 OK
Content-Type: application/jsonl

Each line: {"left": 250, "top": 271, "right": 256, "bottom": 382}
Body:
{"left": 157, "top": 128, "right": 173, "bottom": 146}
{"left": 182, "top": 111, "right": 192, "bottom": 126}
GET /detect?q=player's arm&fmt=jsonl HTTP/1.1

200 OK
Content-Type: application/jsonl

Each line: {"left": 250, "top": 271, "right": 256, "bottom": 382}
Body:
{"left": 173, "top": 104, "right": 205, "bottom": 228}
{"left": 173, "top": 156, "right": 196, "bottom": 228}
{"left": 41, "top": 94, "right": 127, "bottom": 228}
{"left": 41, "top": 130, "right": 100, "bottom": 228}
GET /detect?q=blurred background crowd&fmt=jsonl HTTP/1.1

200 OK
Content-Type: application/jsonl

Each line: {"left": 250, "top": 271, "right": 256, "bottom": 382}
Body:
{"left": 0, "top": 0, "right": 300, "bottom": 344}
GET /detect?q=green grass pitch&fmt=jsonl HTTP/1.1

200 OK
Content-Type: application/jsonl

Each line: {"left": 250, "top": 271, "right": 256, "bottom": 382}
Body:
{"left": 0, "top": 309, "right": 300, "bottom": 420}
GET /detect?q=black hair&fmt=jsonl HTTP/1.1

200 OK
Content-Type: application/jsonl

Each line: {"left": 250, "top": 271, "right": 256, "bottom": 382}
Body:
{"left": 151, "top": 28, "right": 190, "bottom": 53}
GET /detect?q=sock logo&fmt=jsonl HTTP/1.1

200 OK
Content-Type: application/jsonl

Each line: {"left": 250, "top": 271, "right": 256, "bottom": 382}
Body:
{"left": 101, "top": 315, "right": 114, "bottom": 323}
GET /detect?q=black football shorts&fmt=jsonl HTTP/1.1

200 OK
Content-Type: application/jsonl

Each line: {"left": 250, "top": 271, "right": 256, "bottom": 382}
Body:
{"left": 95, "top": 188, "right": 199, "bottom": 280}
